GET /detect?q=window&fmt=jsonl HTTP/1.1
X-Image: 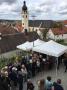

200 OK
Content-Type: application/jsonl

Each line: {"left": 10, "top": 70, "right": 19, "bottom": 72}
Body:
{"left": 26, "top": 15, "right": 27, "bottom": 18}
{"left": 23, "top": 23, "right": 24, "bottom": 25}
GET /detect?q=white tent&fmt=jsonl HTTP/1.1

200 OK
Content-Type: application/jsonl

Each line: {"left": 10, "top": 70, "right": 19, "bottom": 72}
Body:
{"left": 32, "top": 40, "right": 67, "bottom": 76}
{"left": 30, "top": 39, "right": 45, "bottom": 47}
{"left": 32, "top": 40, "right": 67, "bottom": 57}
{"left": 17, "top": 39, "right": 45, "bottom": 51}
{"left": 17, "top": 41, "right": 33, "bottom": 51}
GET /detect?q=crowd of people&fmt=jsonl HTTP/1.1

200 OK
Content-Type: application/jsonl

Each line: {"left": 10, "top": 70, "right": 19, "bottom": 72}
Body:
{"left": 38, "top": 76, "right": 64, "bottom": 90}
{"left": 0, "top": 52, "right": 66, "bottom": 90}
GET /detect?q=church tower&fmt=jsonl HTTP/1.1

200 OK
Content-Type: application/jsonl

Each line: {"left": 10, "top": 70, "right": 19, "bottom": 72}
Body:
{"left": 22, "top": 1, "right": 29, "bottom": 32}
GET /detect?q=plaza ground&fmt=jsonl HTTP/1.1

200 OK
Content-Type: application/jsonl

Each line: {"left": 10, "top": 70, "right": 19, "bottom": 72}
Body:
{"left": 23, "top": 63, "right": 67, "bottom": 90}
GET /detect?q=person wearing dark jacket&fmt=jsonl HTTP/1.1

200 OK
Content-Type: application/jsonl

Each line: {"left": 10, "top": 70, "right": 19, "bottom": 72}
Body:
{"left": 32, "top": 60, "right": 37, "bottom": 77}
{"left": 52, "top": 82, "right": 64, "bottom": 90}
{"left": 0, "top": 75, "right": 7, "bottom": 90}
{"left": 18, "top": 70, "right": 23, "bottom": 90}
{"left": 1, "top": 75, "right": 10, "bottom": 90}
{"left": 63, "top": 58, "right": 67, "bottom": 72}
{"left": 27, "top": 79, "right": 34, "bottom": 90}
{"left": 9, "top": 67, "right": 18, "bottom": 87}
{"left": 52, "top": 79, "right": 64, "bottom": 90}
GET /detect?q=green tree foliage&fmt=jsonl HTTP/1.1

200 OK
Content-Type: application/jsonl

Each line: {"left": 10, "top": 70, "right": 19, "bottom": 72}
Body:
{"left": 42, "top": 28, "right": 49, "bottom": 40}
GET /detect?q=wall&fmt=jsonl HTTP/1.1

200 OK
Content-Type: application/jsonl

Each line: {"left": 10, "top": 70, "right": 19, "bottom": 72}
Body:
{"left": 29, "top": 27, "right": 39, "bottom": 32}
{"left": 22, "top": 11, "right": 29, "bottom": 31}
{"left": 0, "top": 49, "right": 22, "bottom": 59}
{"left": 54, "top": 34, "right": 67, "bottom": 40}
{"left": 46, "top": 29, "right": 55, "bottom": 40}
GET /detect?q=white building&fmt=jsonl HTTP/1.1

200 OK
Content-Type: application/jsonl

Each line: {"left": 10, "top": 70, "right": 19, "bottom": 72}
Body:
{"left": 22, "top": 1, "right": 29, "bottom": 32}
{"left": 46, "top": 28, "right": 67, "bottom": 41}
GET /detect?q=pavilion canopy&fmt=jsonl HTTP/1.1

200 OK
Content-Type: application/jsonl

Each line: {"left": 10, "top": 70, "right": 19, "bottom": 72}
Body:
{"left": 17, "top": 39, "right": 45, "bottom": 51}
{"left": 32, "top": 40, "right": 67, "bottom": 57}
{"left": 17, "top": 41, "right": 32, "bottom": 51}
{"left": 30, "top": 39, "right": 45, "bottom": 47}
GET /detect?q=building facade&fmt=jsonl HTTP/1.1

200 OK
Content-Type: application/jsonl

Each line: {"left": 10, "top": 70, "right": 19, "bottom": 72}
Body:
{"left": 46, "top": 28, "right": 67, "bottom": 41}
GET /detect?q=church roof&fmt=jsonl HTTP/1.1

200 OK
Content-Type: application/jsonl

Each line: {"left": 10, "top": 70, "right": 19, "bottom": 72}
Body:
{"left": 63, "top": 20, "right": 67, "bottom": 25}
{"left": 0, "top": 24, "right": 18, "bottom": 35}
{"left": 29, "top": 20, "right": 54, "bottom": 28}
{"left": 51, "top": 27, "right": 67, "bottom": 35}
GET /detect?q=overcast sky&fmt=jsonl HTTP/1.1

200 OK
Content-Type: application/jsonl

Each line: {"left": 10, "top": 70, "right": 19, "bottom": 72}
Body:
{"left": 0, "top": 0, "right": 67, "bottom": 20}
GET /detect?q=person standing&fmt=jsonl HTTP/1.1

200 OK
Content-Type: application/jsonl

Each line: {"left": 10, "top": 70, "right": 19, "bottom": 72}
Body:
{"left": 38, "top": 79, "right": 46, "bottom": 90}
{"left": 36, "top": 58, "right": 40, "bottom": 73}
{"left": 21, "top": 64, "right": 28, "bottom": 82}
{"left": 18, "top": 70, "right": 23, "bottom": 90}
{"left": 32, "top": 57, "right": 37, "bottom": 77}
{"left": 52, "top": 79, "right": 64, "bottom": 90}
{"left": 9, "top": 67, "right": 17, "bottom": 87}
{"left": 45, "top": 76, "right": 53, "bottom": 90}
{"left": 27, "top": 79, "right": 34, "bottom": 90}
{"left": 1, "top": 75, "right": 10, "bottom": 90}
{"left": 63, "top": 57, "right": 67, "bottom": 72}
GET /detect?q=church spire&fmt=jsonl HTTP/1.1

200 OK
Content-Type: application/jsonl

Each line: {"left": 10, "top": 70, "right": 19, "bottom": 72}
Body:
{"left": 22, "top": 1, "right": 27, "bottom": 12}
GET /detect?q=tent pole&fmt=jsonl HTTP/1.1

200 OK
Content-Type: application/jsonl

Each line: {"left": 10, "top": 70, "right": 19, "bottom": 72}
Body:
{"left": 56, "top": 57, "right": 58, "bottom": 76}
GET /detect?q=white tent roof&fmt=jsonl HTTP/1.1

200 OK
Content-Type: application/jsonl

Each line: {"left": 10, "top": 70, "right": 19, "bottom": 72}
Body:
{"left": 32, "top": 40, "right": 67, "bottom": 57}
{"left": 17, "top": 41, "right": 33, "bottom": 51}
{"left": 17, "top": 39, "right": 45, "bottom": 51}
{"left": 30, "top": 39, "right": 45, "bottom": 47}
